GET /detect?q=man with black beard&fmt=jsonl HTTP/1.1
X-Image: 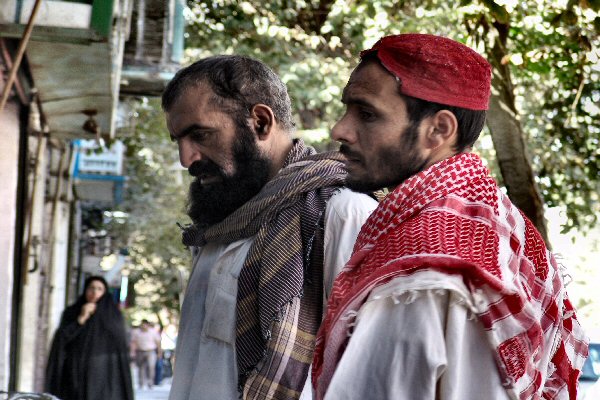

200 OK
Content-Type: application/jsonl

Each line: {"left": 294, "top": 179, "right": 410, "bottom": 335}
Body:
{"left": 162, "top": 55, "right": 377, "bottom": 400}
{"left": 186, "top": 115, "right": 271, "bottom": 227}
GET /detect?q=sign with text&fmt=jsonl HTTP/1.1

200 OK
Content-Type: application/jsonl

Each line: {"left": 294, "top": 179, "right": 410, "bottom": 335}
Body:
{"left": 75, "top": 139, "right": 124, "bottom": 175}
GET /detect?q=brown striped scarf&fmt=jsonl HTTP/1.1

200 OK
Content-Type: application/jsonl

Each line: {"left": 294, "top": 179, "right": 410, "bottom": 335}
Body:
{"left": 182, "top": 139, "right": 346, "bottom": 399}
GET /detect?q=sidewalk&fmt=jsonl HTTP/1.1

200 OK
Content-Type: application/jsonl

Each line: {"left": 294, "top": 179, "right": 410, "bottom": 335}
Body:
{"left": 135, "top": 377, "right": 171, "bottom": 400}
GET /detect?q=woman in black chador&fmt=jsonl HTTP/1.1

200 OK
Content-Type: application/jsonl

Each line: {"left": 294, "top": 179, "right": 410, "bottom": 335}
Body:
{"left": 45, "top": 276, "right": 134, "bottom": 400}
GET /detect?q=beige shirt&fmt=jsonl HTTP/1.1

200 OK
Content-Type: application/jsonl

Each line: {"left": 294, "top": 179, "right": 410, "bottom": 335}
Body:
{"left": 132, "top": 328, "right": 161, "bottom": 352}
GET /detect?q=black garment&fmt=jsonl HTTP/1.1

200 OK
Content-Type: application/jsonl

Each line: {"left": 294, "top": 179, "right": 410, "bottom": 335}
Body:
{"left": 45, "top": 293, "right": 134, "bottom": 400}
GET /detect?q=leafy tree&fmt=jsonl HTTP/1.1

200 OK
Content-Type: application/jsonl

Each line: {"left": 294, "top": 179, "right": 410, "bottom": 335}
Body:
{"left": 111, "top": 98, "right": 192, "bottom": 321}
{"left": 184, "top": 0, "right": 600, "bottom": 238}
{"left": 464, "top": 0, "right": 599, "bottom": 236}
{"left": 116, "top": 0, "right": 599, "bottom": 317}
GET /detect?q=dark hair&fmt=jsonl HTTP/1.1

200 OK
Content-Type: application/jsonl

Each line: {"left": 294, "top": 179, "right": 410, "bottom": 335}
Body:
{"left": 402, "top": 96, "right": 486, "bottom": 153}
{"left": 162, "top": 55, "right": 295, "bottom": 133}
{"left": 358, "top": 55, "right": 486, "bottom": 152}
{"left": 84, "top": 275, "right": 108, "bottom": 292}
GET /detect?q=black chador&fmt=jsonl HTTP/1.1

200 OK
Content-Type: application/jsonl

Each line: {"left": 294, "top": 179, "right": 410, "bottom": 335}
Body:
{"left": 45, "top": 278, "right": 134, "bottom": 400}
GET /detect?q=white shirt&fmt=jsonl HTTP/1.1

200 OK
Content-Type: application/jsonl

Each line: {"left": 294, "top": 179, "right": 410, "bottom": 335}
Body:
{"left": 323, "top": 270, "right": 512, "bottom": 400}
{"left": 169, "top": 189, "right": 378, "bottom": 400}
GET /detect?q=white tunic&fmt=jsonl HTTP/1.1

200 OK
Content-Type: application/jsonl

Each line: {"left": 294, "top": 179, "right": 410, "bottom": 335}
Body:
{"left": 169, "top": 189, "right": 378, "bottom": 400}
{"left": 323, "top": 270, "right": 512, "bottom": 400}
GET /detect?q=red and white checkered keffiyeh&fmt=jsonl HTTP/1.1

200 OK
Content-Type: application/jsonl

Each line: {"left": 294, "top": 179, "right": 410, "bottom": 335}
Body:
{"left": 313, "top": 153, "right": 588, "bottom": 400}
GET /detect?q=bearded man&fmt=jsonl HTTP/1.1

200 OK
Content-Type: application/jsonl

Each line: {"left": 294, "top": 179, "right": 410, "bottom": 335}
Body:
{"left": 312, "top": 33, "right": 589, "bottom": 400}
{"left": 162, "top": 55, "right": 377, "bottom": 400}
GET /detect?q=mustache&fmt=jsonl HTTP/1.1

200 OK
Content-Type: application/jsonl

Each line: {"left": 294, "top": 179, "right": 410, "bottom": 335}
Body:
{"left": 188, "top": 160, "right": 223, "bottom": 178}
{"left": 339, "top": 144, "right": 362, "bottom": 161}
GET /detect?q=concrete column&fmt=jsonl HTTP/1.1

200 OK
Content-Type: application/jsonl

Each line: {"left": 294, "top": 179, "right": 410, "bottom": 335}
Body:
{"left": 16, "top": 134, "right": 46, "bottom": 392}
{"left": 0, "top": 101, "right": 20, "bottom": 390}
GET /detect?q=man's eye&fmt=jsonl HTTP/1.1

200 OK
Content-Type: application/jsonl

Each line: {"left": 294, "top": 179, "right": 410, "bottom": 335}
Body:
{"left": 189, "top": 131, "right": 208, "bottom": 142}
{"left": 358, "top": 109, "right": 376, "bottom": 121}
{"left": 172, "top": 131, "right": 209, "bottom": 143}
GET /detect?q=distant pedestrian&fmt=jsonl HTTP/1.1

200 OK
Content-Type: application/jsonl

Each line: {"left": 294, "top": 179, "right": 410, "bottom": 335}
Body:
{"left": 45, "top": 275, "right": 134, "bottom": 400}
{"left": 131, "top": 319, "right": 162, "bottom": 389}
{"left": 154, "top": 326, "right": 165, "bottom": 386}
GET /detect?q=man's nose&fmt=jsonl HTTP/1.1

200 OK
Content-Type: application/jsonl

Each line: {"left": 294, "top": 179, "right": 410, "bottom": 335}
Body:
{"left": 178, "top": 139, "right": 202, "bottom": 168}
{"left": 331, "top": 115, "right": 354, "bottom": 144}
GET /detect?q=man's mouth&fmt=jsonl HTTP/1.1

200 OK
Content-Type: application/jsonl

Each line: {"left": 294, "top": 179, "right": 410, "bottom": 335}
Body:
{"left": 199, "top": 176, "right": 223, "bottom": 185}
{"left": 343, "top": 156, "right": 361, "bottom": 164}
{"left": 339, "top": 144, "right": 362, "bottom": 165}
{"left": 340, "top": 152, "right": 362, "bottom": 166}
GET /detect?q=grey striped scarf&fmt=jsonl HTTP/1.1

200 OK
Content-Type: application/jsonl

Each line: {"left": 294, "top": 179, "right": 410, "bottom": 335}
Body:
{"left": 181, "top": 139, "right": 346, "bottom": 399}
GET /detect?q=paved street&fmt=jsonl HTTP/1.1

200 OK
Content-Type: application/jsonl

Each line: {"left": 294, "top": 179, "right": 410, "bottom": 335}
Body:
{"left": 135, "top": 377, "right": 171, "bottom": 400}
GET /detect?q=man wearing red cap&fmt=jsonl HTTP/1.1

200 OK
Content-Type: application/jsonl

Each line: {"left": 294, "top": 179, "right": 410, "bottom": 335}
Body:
{"left": 312, "top": 33, "right": 588, "bottom": 400}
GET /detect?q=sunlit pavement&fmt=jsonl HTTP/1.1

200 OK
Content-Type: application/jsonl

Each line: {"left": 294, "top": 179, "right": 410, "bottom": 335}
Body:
{"left": 135, "top": 377, "right": 171, "bottom": 400}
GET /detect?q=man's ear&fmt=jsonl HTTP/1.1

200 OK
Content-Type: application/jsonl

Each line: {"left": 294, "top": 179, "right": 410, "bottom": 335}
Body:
{"left": 423, "top": 109, "right": 458, "bottom": 151}
{"left": 250, "top": 104, "right": 275, "bottom": 140}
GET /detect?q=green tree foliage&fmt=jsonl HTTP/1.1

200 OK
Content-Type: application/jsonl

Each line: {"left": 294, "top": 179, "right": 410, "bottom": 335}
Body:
{"left": 465, "top": 0, "right": 600, "bottom": 233}
{"left": 184, "top": 0, "right": 599, "bottom": 233}
{"left": 117, "top": 0, "right": 599, "bottom": 317}
{"left": 111, "top": 98, "right": 192, "bottom": 319}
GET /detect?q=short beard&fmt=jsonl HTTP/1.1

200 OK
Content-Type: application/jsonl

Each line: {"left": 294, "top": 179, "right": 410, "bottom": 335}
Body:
{"left": 341, "top": 122, "right": 428, "bottom": 193}
{"left": 186, "top": 123, "right": 271, "bottom": 227}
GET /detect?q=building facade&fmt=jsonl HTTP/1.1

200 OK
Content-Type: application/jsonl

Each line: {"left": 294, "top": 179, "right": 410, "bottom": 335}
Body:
{"left": 0, "top": 0, "right": 182, "bottom": 392}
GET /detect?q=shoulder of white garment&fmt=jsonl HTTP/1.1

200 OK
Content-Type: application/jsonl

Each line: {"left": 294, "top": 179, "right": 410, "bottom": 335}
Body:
{"left": 324, "top": 188, "right": 378, "bottom": 222}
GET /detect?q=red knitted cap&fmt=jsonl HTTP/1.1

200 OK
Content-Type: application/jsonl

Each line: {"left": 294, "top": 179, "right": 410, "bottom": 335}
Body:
{"left": 360, "top": 34, "right": 492, "bottom": 111}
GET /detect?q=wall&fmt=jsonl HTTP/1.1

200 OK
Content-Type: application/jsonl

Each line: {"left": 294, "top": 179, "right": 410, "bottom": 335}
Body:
{"left": 48, "top": 199, "right": 71, "bottom": 346}
{"left": 0, "top": 101, "right": 20, "bottom": 390}
{"left": 16, "top": 134, "right": 47, "bottom": 392}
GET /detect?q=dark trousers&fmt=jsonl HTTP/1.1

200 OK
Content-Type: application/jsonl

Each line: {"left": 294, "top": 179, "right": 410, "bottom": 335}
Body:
{"left": 136, "top": 350, "right": 156, "bottom": 388}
